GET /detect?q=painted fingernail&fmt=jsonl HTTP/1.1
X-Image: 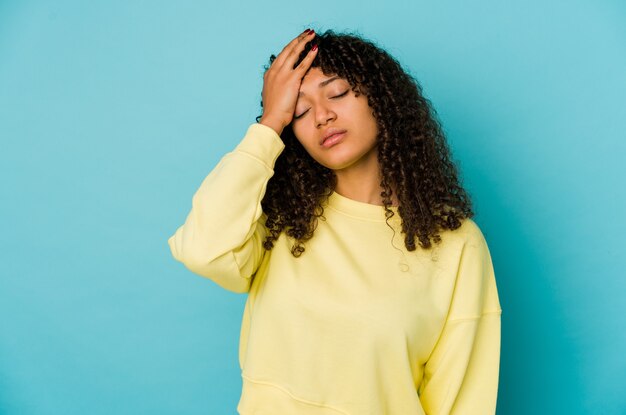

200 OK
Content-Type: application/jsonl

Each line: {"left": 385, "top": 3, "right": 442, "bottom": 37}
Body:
{"left": 304, "top": 29, "right": 311, "bottom": 34}
{"left": 312, "top": 43, "right": 318, "bottom": 51}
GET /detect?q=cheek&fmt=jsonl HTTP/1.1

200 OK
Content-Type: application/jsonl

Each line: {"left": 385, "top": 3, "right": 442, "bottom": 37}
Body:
{"left": 292, "top": 131, "right": 323, "bottom": 159}
{"left": 291, "top": 124, "right": 306, "bottom": 141}
{"left": 293, "top": 128, "right": 316, "bottom": 150}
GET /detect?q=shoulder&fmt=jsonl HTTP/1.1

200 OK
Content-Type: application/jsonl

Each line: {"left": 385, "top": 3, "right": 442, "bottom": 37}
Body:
{"left": 423, "top": 218, "right": 491, "bottom": 269}
{"left": 441, "top": 217, "right": 488, "bottom": 248}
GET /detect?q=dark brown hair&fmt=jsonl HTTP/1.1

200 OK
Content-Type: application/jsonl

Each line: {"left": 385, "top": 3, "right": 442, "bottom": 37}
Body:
{"left": 256, "top": 28, "right": 474, "bottom": 257}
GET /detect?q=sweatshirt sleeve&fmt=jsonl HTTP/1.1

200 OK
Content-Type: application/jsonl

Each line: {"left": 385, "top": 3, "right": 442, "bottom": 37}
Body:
{"left": 167, "top": 123, "right": 285, "bottom": 294}
{"left": 418, "top": 224, "right": 503, "bottom": 415}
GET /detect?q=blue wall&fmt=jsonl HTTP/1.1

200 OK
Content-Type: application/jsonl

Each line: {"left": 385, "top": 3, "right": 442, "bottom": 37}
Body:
{"left": 1, "top": 1, "right": 624, "bottom": 413}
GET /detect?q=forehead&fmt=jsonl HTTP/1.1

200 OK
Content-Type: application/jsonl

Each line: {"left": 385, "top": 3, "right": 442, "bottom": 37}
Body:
{"left": 302, "top": 68, "right": 343, "bottom": 82}
{"left": 299, "top": 68, "right": 345, "bottom": 96}
{"left": 302, "top": 67, "right": 335, "bottom": 81}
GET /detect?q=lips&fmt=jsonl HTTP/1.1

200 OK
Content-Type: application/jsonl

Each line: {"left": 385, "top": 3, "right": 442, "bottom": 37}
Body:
{"left": 320, "top": 128, "right": 347, "bottom": 145}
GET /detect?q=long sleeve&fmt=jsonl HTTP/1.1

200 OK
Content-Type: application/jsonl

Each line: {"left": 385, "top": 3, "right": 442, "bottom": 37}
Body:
{"left": 167, "top": 123, "right": 285, "bottom": 293}
{"left": 418, "top": 226, "right": 503, "bottom": 415}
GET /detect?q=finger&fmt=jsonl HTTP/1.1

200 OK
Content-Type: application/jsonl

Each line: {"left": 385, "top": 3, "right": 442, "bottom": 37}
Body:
{"left": 275, "top": 30, "right": 315, "bottom": 68}
{"left": 274, "top": 31, "right": 312, "bottom": 69}
{"left": 293, "top": 41, "right": 318, "bottom": 73}
{"left": 282, "top": 32, "right": 316, "bottom": 70}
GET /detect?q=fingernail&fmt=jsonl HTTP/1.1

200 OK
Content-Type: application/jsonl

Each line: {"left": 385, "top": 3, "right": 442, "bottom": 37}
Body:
{"left": 312, "top": 43, "right": 318, "bottom": 51}
{"left": 304, "top": 29, "right": 311, "bottom": 34}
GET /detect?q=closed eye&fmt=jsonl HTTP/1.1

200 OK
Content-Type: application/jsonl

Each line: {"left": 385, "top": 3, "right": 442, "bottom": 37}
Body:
{"left": 333, "top": 90, "right": 349, "bottom": 99}
{"left": 294, "top": 90, "right": 350, "bottom": 120}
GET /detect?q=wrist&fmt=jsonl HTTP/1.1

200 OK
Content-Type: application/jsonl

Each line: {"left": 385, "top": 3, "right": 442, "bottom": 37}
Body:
{"left": 259, "top": 116, "right": 285, "bottom": 136}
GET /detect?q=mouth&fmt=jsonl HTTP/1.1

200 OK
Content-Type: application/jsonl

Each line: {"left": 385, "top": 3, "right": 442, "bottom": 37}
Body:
{"left": 321, "top": 131, "right": 346, "bottom": 148}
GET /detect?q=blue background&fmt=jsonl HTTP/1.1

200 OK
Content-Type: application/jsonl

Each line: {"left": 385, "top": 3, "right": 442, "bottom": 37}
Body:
{"left": 1, "top": 0, "right": 624, "bottom": 413}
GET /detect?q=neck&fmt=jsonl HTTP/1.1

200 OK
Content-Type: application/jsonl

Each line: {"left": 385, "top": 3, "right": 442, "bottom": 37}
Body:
{"left": 332, "top": 149, "right": 399, "bottom": 207}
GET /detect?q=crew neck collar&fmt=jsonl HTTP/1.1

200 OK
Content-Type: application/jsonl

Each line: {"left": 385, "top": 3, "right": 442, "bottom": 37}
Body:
{"left": 325, "top": 190, "right": 399, "bottom": 221}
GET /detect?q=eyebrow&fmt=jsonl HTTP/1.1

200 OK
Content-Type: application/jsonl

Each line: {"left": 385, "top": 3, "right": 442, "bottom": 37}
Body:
{"left": 298, "top": 76, "right": 342, "bottom": 97}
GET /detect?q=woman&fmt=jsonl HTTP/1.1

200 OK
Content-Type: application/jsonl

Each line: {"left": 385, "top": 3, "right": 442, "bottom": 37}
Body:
{"left": 168, "top": 28, "right": 502, "bottom": 415}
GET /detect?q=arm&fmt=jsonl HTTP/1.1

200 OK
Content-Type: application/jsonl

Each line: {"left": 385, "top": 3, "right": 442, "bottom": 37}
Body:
{"left": 167, "top": 123, "right": 285, "bottom": 293}
{"left": 418, "top": 224, "right": 503, "bottom": 414}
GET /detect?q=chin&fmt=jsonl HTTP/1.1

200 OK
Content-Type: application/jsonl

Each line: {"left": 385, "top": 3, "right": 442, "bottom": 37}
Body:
{"left": 317, "top": 148, "right": 374, "bottom": 170}
{"left": 317, "top": 157, "right": 358, "bottom": 171}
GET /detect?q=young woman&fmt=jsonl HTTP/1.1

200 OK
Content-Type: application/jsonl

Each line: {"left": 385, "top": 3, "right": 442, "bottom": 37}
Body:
{"left": 168, "top": 28, "right": 502, "bottom": 415}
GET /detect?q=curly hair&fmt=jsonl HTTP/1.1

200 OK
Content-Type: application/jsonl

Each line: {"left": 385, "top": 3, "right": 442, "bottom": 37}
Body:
{"left": 255, "top": 28, "right": 474, "bottom": 257}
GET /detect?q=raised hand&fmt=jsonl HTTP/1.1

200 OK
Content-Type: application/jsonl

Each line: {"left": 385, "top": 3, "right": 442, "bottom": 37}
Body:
{"left": 259, "top": 29, "right": 318, "bottom": 135}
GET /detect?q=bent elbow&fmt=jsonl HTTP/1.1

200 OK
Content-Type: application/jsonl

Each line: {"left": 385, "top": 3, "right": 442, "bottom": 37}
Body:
{"left": 168, "top": 235, "right": 252, "bottom": 294}
{"left": 185, "top": 251, "right": 253, "bottom": 293}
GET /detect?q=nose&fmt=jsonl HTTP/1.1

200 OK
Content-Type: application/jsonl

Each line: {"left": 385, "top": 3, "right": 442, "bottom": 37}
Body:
{"left": 315, "top": 103, "right": 336, "bottom": 127}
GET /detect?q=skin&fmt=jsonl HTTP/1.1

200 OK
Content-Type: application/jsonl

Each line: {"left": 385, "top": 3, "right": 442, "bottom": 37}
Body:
{"left": 260, "top": 29, "right": 398, "bottom": 206}
{"left": 292, "top": 68, "right": 396, "bottom": 206}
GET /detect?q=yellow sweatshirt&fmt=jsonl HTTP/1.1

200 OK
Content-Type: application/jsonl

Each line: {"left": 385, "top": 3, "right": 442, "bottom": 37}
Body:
{"left": 168, "top": 123, "right": 503, "bottom": 415}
